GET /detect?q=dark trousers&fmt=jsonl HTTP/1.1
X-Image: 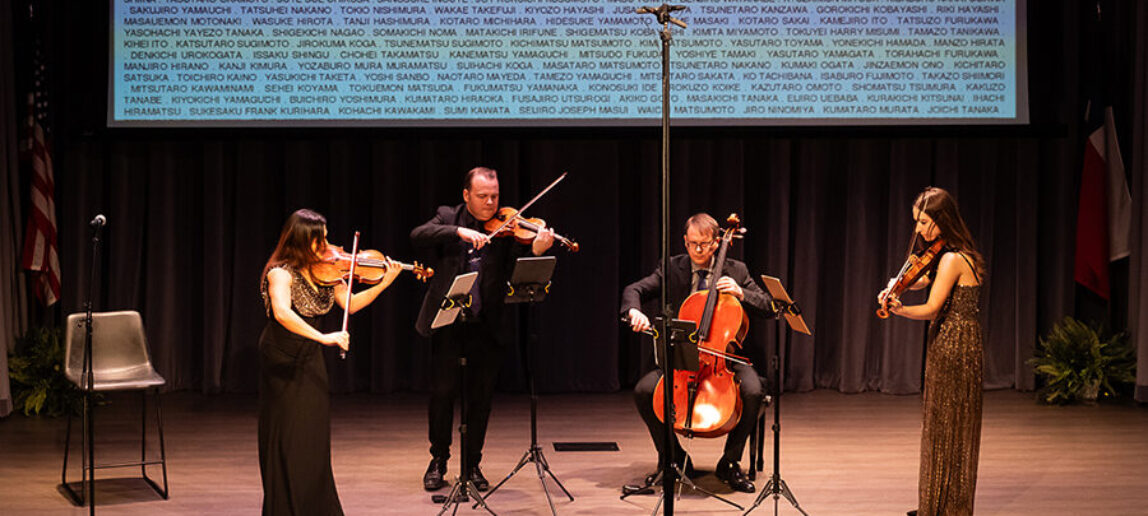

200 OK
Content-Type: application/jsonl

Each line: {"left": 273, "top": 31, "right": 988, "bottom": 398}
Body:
{"left": 428, "top": 322, "right": 502, "bottom": 467}
{"left": 633, "top": 362, "right": 762, "bottom": 465}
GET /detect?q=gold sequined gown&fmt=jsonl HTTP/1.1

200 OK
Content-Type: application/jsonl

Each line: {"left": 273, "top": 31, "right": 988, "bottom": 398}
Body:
{"left": 258, "top": 267, "right": 343, "bottom": 516}
{"left": 919, "top": 285, "right": 983, "bottom": 516}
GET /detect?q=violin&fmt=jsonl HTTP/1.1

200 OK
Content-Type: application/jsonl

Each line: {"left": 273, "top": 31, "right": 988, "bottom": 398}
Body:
{"left": 313, "top": 233, "right": 432, "bottom": 360}
{"left": 310, "top": 244, "right": 434, "bottom": 286}
{"left": 484, "top": 207, "right": 580, "bottom": 252}
{"left": 652, "top": 214, "right": 749, "bottom": 439}
{"left": 876, "top": 238, "right": 946, "bottom": 318}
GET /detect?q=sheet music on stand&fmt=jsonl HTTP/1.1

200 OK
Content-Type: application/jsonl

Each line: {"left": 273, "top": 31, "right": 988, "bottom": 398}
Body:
{"left": 652, "top": 317, "right": 701, "bottom": 372}
{"left": 431, "top": 272, "right": 478, "bottom": 330}
{"left": 760, "top": 275, "right": 812, "bottom": 335}
{"left": 505, "top": 256, "right": 556, "bottom": 304}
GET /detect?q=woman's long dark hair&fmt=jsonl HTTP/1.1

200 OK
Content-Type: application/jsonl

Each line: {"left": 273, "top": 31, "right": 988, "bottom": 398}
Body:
{"left": 911, "top": 187, "right": 985, "bottom": 277}
{"left": 261, "top": 209, "right": 327, "bottom": 284}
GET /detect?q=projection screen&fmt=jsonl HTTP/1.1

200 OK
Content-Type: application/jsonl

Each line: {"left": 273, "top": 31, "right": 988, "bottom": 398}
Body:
{"left": 108, "top": 0, "right": 1028, "bottom": 127}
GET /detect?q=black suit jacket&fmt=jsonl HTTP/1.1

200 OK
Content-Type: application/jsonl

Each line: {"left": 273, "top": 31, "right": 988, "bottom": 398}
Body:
{"left": 620, "top": 254, "right": 773, "bottom": 321}
{"left": 411, "top": 204, "right": 530, "bottom": 338}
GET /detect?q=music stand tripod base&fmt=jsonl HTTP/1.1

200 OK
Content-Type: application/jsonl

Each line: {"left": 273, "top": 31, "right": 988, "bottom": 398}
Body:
{"left": 620, "top": 318, "right": 743, "bottom": 514}
{"left": 742, "top": 275, "right": 812, "bottom": 516}
{"left": 621, "top": 460, "right": 745, "bottom": 514}
{"left": 478, "top": 257, "right": 573, "bottom": 515}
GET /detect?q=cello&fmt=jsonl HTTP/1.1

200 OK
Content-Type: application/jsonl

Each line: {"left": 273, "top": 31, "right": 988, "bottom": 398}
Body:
{"left": 652, "top": 214, "right": 751, "bottom": 438}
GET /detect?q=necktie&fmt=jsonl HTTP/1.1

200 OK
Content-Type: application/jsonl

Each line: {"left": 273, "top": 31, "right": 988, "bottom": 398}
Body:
{"left": 696, "top": 270, "right": 709, "bottom": 292}
{"left": 465, "top": 245, "right": 484, "bottom": 316}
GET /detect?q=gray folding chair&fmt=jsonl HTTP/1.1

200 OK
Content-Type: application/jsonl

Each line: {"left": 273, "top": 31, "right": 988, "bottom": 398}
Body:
{"left": 61, "top": 310, "right": 169, "bottom": 508}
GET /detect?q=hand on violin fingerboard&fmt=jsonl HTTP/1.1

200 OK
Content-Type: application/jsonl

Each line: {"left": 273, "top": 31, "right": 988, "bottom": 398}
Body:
{"left": 531, "top": 228, "right": 555, "bottom": 255}
{"left": 380, "top": 256, "right": 402, "bottom": 286}
{"left": 877, "top": 285, "right": 893, "bottom": 305}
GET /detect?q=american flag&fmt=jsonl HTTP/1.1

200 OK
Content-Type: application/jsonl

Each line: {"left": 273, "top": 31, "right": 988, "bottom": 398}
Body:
{"left": 20, "top": 24, "right": 60, "bottom": 306}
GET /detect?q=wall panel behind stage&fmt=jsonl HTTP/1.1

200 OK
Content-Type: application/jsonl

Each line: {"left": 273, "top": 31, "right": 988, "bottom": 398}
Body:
{"left": 44, "top": 0, "right": 1111, "bottom": 395}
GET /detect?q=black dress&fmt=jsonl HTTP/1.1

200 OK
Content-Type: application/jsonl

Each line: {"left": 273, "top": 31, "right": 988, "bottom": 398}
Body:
{"left": 258, "top": 267, "right": 343, "bottom": 516}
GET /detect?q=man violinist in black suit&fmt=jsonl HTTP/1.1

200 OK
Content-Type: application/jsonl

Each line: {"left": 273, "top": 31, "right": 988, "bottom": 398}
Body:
{"left": 411, "top": 166, "right": 554, "bottom": 492}
{"left": 621, "top": 213, "right": 774, "bottom": 493}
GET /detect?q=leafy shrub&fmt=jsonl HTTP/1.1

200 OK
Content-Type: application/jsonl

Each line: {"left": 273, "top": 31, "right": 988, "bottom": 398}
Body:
{"left": 7, "top": 326, "right": 81, "bottom": 416}
{"left": 1029, "top": 317, "right": 1136, "bottom": 405}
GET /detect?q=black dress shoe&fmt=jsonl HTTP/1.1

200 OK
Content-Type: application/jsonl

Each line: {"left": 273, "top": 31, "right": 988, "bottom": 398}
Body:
{"left": 469, "top": 465, "right": 490, "bottom": 491}
{"left": 715, "top": 460, "right": 755, "bottom": 493}
{"left": 423, "top": 457, "right": 448, "bottom": 491}
{"left": 907, "top": 511, "right": 918, "bottom": 516}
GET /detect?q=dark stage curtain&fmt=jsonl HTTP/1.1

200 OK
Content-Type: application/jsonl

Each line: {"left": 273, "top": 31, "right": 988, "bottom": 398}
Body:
{"left": 4, "top": 0, "right": 1139, "bottom": 398}
{"left": 1, "top": 0, "right": 26, "bottom": 417}
{"left": 53, "top": 132, "right": 1072, "bottom": 396}
{"left": 1131, "top": 1, "right": 1148, "bottom": 403}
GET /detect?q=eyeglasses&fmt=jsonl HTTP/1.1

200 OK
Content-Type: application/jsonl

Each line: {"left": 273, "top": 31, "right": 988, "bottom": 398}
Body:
{"left": 685, "top": 240, "right": 715, "bottom": 252}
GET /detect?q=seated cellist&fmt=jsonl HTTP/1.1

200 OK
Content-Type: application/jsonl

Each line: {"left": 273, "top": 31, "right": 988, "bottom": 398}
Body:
{"left": 621, "top": 213, "right": 775, "bottom": 493}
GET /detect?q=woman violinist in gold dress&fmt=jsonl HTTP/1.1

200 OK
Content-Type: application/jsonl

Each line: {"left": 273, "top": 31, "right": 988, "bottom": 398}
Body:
{"left": 879, "top": 188, "right": 985, "bottom": 516}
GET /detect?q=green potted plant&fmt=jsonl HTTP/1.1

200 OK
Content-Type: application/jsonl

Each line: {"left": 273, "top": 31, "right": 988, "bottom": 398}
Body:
{"left": 7, "top": 326, "right": 82, "bottom": 416}
{"left": 1029, "top": 317, "right": 1136, "bottom": 405}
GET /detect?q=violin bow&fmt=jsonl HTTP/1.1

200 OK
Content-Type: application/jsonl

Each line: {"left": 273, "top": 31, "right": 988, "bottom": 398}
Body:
{"left": 485, "top": 171, "right": 567, "bottom": 237}
{"left": 339, "top": 231, "right": 360, "bottom": 359}
{"left": 629, "top": 321, "right": 752, "bottom": 366}
{"left": 880, "top": 207, "right": 930, "bottom": 310}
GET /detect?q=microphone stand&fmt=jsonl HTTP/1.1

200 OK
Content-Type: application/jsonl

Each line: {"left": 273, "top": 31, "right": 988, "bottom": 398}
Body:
{"left": 636, "top": 4, "right": 686, "bottom": 515}
{"left": 82, "top": 216, "right": 104, "bottom": 516}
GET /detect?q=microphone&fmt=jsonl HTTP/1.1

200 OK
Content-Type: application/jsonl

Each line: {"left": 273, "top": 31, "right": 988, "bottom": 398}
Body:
{"left": 89, "top": 214, "right": 106, "bottom": 227}
{"left": 636, "top": 5, "right": 686, "bottom": 14}
{"left": 635, "top": 5, "right": 689, "bottom": 28}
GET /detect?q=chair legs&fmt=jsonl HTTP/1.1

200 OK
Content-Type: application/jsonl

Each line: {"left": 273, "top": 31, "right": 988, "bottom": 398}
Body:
{"left": 61, "top": 388, "right": 169, "bottom": 507}
{"left": 60, "top": 388, "right": 93, "bottom": 508}
{"left": 141, "top": 388, "right": 169, "bottom": 499}
{"left": 748, "top": 410, "right": 764, "bottom": 481}
{"left": 746, "top": 389, "right": 771, "bottom": 481}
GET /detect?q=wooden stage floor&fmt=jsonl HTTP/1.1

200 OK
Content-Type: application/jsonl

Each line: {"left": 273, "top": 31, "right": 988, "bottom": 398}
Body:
{"left": 2, "top": 389, "right": 1146, "bottom": 515}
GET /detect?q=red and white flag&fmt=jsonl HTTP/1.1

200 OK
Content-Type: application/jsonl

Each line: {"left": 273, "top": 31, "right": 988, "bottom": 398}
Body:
{"left": 1073, "top": 104, "right": 1133, "bottom": 300}
{"left": 1073, "top": 2, "right": 1133, "bottom": 300}
{"left": 20, "top": 40, "right": 60, "bottom": 306}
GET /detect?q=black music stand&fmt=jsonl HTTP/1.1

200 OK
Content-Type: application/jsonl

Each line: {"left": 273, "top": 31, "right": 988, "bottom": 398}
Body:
{"left": 743, "top": 276, "right": 811, "bottom": 516}
{"left": 429, "top": 272, "right": 496, "bottom": 516}
{"left": 479, "top": 256, "right": 573, "bottom": 515}
{"left": 620, "top": 318, "right": 743, "bottom": 514}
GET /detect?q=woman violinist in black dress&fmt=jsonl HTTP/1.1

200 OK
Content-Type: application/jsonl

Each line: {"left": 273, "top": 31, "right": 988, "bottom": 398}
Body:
{"left": 258, "top": 209, "right": 400, "bottom": 516}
